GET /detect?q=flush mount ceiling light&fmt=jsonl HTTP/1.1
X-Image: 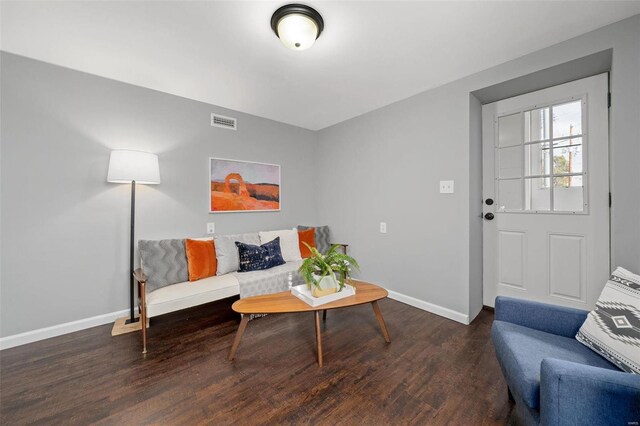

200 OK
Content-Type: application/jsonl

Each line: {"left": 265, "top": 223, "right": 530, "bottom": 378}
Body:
{"left": 271, "top": 4, "right": 324, "bottom": 51}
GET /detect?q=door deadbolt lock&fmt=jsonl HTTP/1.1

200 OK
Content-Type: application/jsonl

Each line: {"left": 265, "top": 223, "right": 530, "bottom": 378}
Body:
{"left": 485, "top": 198, "right": 494, "bottom": 205}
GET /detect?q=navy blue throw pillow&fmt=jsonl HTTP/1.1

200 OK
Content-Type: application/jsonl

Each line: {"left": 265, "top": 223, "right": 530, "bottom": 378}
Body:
{"left": 235, "top": 237, "right": 286, "bottom": 272}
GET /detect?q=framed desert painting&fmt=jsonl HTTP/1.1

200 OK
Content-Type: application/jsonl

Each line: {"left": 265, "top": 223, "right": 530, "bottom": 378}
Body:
{"left": 209, "top": 158, "right": 281, "bottom": 213}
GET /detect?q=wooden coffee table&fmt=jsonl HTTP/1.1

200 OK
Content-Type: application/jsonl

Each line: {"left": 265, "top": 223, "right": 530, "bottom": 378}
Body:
{"left": 228, "top": 280, "right": 390, "bottom": 367}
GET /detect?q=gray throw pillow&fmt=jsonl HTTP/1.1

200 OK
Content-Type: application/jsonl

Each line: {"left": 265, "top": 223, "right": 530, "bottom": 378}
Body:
{"left": 138, "top": 239, "right": 188, "bottom": 293}
{"left": 576, "top": 267, "right": 640, "bottom": 374}
{"left": 297, "top": 225, "right": 330, "bottom": 254}
{"left": 214, "top": 233, "right": 260, "bottom": 275}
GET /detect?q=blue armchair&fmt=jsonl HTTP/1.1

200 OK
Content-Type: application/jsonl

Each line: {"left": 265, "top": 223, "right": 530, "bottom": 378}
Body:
{"left": 491, "top": 296, "right": 640, "bottom": 425}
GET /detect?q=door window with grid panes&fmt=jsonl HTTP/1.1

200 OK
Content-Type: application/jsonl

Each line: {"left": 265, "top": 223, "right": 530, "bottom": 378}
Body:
{"left": 495, "top": 97, "right": 587, "bottom": 213}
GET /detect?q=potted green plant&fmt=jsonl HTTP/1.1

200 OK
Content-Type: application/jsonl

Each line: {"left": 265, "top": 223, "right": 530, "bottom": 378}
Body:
{"left": 298, "top": 244, "right": 360, "bottom": 297}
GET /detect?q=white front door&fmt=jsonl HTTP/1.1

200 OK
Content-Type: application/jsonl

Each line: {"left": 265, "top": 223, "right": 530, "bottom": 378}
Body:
{"left": 482, "top": 73, "right": 610, "bottom": 310}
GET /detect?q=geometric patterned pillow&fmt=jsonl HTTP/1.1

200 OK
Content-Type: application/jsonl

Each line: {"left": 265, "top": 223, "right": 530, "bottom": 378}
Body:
{"left": 576, "top": 267, "right": 640, "bottom": 374}
{"left": 297, "top": 225, "right": 330, "bottom": 254}
{"left": 138, "top": 239, "right": 189, "bottom": 293}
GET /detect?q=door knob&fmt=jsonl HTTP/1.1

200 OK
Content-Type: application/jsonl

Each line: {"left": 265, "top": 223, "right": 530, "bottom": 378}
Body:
{"left": 485, "top": 198, "right": 494, "bottom": 205}
{"left": 484, "top": 212, "right": 495, "bottom": 220}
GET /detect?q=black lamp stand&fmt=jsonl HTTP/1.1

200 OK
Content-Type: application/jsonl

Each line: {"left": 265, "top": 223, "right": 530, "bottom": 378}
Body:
{"left": 125, "top": 180, "right": 139, "bottom": 325}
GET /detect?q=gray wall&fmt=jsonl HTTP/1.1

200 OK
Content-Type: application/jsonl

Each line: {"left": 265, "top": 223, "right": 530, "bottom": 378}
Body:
{"left": 0, "top": 53, "right": 318, "bottom": 337}
{"left": 316, "top": 75, "right": 474, "bottom": 319}
{"left": 316, "top": 15, "right": 640, "bottom": 322}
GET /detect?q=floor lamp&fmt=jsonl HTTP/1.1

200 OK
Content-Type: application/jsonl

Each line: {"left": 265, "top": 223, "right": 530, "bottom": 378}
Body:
{"left": 108, "top": 150, "right": 160, "bottom": 325}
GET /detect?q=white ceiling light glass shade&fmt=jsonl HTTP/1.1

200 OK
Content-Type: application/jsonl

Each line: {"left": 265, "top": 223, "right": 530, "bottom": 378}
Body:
{"left": 277, "top": 14, "right": 318, "bottom": 50}
{"left": 271, "top": 4, "right": 324, "bottom": 51}
{"left": 107, "top": 150, "right": 160, "bottom": 184}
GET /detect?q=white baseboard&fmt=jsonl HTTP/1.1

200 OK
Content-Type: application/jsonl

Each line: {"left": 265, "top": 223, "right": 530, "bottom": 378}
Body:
{"left": 0, "top": 308, "right": 129, "bottom": 350}
{"left": 387, "top": 290, "right": 469, "bottom": 325}
{"left": 1, "top": 292, "right": 470, "bottom": 350}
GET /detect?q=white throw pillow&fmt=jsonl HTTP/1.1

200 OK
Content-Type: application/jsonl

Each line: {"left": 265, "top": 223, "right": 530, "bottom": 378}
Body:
{"left": 576, "top": 267, "right": 640, "bottom": 374}
{"left": 259, "top": 230, "right": 302, "bottom": 262}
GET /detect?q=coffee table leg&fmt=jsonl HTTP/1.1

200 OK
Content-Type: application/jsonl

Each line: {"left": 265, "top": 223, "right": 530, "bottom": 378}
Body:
{"left": 322, "top": 310, "right": 327, "bottom": 322}
{"left": 228, "top": 314, "right": 249, "bottom": 361}
{"left": 371, "top": 301, "right": 391, "bottom": 343}
{"left": 315, "top": 311, "right": 323, "bottom": 367}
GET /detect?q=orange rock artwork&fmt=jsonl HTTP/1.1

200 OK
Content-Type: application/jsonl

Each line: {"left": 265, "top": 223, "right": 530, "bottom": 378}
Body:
{"left": 209, "top": 158, "right": 280, "bottom": 212}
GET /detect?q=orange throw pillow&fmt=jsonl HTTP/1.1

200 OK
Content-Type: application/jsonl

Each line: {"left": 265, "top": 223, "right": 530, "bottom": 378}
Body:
{"left": 185, "top": 239, "right": 217, "bottom": 281}
{"left": 298, "top": 228, "right": 316, "bottom": 258}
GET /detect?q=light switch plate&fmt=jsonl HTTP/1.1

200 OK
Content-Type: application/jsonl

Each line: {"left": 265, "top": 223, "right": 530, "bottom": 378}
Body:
{"left": 440, "top": 180, "right": 454, "bottom": 194}
{"left": 207, "top": 223, "right": 215, "bottom": 234}
{"left": 380, "top": 222, "right": 387, "bottom": 233}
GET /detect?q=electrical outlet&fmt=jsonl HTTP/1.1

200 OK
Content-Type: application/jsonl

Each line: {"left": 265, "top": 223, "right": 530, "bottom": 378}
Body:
{"left": 207, "top": 223, "right": 215, "bottom": 234}
{"left": 380, "top": 222, "right": 387, "bottom": 234}
{"left": 440, "top": 180, "right": 454, "bottom": 194}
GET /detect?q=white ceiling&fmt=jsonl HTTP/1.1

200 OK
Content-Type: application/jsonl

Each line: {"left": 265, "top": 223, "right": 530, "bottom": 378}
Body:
{"left": 2, "top": 1, "right": 640, "bottom": 130}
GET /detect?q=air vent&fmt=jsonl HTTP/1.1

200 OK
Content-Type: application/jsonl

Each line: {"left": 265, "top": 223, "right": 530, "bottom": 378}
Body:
{"left": 211, "top": 113, "right": 237, "bottom": 130}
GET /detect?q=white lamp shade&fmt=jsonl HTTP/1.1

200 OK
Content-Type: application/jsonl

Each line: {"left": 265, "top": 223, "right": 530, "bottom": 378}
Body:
{"left": 277, "top": 14, "right": 319, "bottom": 50}
{"left": 107, "top": 150, "right": 160, "bottom": 184}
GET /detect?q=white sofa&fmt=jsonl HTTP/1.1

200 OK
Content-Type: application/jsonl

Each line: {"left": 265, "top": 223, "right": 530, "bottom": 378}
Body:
{"left": 133, "top": 228, "right": 342, "bottom": 354}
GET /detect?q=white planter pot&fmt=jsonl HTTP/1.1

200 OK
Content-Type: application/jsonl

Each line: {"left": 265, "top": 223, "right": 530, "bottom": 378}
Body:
{"left": 311, "top": 273, "right": 339, "bottom": 297}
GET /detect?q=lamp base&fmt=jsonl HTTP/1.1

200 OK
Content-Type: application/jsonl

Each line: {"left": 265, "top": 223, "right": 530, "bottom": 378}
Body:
{"left": 111, "top": 315, "right": 149, "bottom": 336}
{"left": 125, "top": 317, "right": 140, "bottom": 325}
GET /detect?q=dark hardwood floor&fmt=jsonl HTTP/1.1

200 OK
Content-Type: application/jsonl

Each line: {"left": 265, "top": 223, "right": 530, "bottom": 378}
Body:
{"left": 1, "top": 298, "right": 513, "bottom": 425}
